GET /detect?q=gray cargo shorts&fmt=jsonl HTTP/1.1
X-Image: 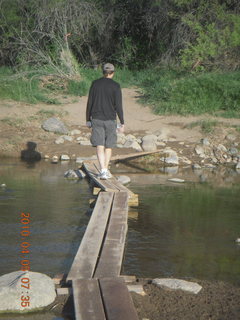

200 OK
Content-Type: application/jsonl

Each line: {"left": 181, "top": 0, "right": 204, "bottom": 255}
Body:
{"left": 90, "top": 119, "right": 117, "bottom": 148}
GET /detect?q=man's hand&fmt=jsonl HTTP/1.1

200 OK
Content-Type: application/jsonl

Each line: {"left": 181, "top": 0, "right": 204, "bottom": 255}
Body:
{"left": 86, "top": 121, "right": 92, "bottom": 128}
{"left": 118, "top": 124, "right": 125, "bottom": 133}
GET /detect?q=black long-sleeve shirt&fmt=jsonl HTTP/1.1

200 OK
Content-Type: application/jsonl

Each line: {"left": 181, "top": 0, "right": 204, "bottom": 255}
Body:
{"left": 86, "top": 77, "right": 124, "bottom": 124}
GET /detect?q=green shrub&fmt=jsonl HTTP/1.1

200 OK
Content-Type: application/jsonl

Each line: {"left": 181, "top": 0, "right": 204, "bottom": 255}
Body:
{"left": 135, "top": 69, "right": 240, "bottom": 117}
{"left": 0, "top": 67, "right": 59, "bottom": 104}
{"left": 67, "top": 80, "right": 89, "bottom": 96}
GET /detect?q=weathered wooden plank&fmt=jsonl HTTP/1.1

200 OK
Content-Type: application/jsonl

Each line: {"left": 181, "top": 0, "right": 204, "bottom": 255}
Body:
{"left": 67, "top": 192, "right": 114, "bottom": 281}
{"left": 94, "top": 239, "right": 127, "bottom": 278}
{"left": 83, "top": 162, "right": 118, "bottom": 192}
{"left": 111, "top": 150, "right": 161, "bottom": 162}
{"left": 99, "top": 278, "right": 139, "bottom": 320}
{"left": 73, "top": 279, "right": 106, "bottom": 320}
{"left": 94, "top": 192, "right": 128, "bottom": 278}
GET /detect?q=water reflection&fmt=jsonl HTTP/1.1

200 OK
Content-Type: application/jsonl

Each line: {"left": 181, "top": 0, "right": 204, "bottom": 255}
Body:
{"left": 125, "top": 181, "right": 240, "bottom": 285}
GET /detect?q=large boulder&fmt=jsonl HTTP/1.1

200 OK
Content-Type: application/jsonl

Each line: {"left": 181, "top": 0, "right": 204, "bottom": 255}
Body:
{"left": 0, "top": 271, "right": 56, "bottom": 312}
{"left": 42, "top": 117, "right": 68, "bottom": 134}
{"left": 117, "top": 133, "right": 127, "bottom": 145}
{"left": 141, "top": 135, "right": 158, "bottom": 152}
{"left": 123, "top": 140, "right": 142, "bottom": 151}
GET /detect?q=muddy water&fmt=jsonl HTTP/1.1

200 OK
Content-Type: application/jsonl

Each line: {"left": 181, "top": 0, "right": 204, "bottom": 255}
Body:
{"left": 0, "top": 159, "right": 240, "bottom": 319}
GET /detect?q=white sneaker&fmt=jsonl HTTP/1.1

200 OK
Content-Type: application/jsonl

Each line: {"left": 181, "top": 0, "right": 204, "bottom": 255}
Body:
{"left": 105, "top": 170, "right": 112, "bottom": 179}
{"left": 97, "top": 170, "right": 108, "bottom": 180}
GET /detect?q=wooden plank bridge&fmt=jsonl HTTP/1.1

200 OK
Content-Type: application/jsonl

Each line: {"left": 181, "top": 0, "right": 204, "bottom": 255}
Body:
{"left": 66, "top": 160, "right": 140, "bottom": 320}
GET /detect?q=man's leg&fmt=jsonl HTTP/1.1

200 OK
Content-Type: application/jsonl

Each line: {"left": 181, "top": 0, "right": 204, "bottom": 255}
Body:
{"left": 104, "top": 148, "right": 112, "bottom": 170}
{"left": 96, "top": 145, "right": 106, "bottom": 171}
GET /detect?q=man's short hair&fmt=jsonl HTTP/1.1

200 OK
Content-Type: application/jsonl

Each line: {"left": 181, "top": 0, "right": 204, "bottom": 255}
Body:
{"left": 102, "top": 63, "right": 115, "bottom": 75}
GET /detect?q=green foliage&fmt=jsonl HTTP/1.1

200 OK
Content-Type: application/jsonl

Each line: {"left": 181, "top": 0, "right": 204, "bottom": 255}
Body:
{"left": 113, "top": 37, "right": 137, "bottom": 69}
{"left": 0, "top": 67, "right": 59, "bottom": 104}
{"left": 135, "top": 69, "right": 240, "bottom": 116}
{"left": 186, "top": 120, "right": 219, "bottom": 134}
{"left": 0, "top": 0, "right": 239, "bottom": 70}
{"left": 0, "top": 117, "right": 25, "bottom": 128}
{"left": 67, "top": 80, "right": 89, "bottom": 96}
{"left": 180, "top": 4, "right": 240, "bottom": 70}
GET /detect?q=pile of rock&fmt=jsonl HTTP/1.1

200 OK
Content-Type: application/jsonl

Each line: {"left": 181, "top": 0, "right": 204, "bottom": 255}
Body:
{"left": 193, "top": 136, "right": 240, "bottom": 170}
{"left": 116, "top": 131, "right": 170, "bottom": 152}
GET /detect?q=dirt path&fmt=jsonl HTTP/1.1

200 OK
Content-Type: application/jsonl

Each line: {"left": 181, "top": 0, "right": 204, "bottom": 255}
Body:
{"left": 0, "top": 88, "right": 239, "bottom": 158}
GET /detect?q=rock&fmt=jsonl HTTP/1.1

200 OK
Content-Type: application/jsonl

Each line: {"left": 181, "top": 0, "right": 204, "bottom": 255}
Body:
{"left": 165, "top": 155, "right": 179, "bottom": 165}
{"left": 217, "top": 144, "right": 227, "bottom": 152}
{"left": 125, "top": 134, "right": 137, "bottom": 141}
{"left": 55, "top": 137, "right": 65, "bottom": 144}
{"left": 51, "top": 155, "right": 58, "bottom": 164}
{"left": 61, "top": 135, "right": 73, "bottom": 142}
{"left": 117, "top": 175, "right": 131, "bottom": 185}
{"left": 123, "top": 140, "right": 142, "bottom": 151}
{"left": 156, "top": 141, "right": 166, "bottom": 147}
{"left": 0, "top": 271, "right": 56, "bottom": 312}
{"left": 116, "top": 144, "right": 123, "bottom": 148}
{"left": 85, "top": 132, "right": 91, "bottom": 138}
{"left": 142, "top": 134, "right": 158, "bottom": 142}
{"left": 141, "top": 135, "right": 158, "bottom": 151}
{"left": 201, "top": 138, "right": 210, "bottom": 146}
{"left": 70, "top": 129, "right": 81, "bottom": 135}
{"left": 236, "top": 162, "right": 240, "bottom": 169}
{"left": 42, "top": 117, "right": 68, "bottom": 134}
{"left": 155, "top": 128, "right": 169, "bottom": 141}
{"left": 60, "top": 154, "right": 70, "bottom": 161}
{"left": 179, "top": 141, "right": 185, "bottom": 145}
{"left": 1, "top": 184, "right": 6, "bottom": 188}
{"left": 117, "top": 133, "right": 126, "bottom": 145}
{"left": 235, "top": 238, "right": 240, "bottom": 243}
{"left": 179, "top": 156, "right": 191, "bottom": 165}
{"left": 64, "top": 169, "right": 78, "bottom": 179}
{"left": 76, "top": 136, "right": 88, "bottom": 141}
{"left": 142, "top": 140, "right": 157, "bottom": 152}
{"left": 152, "top": 278, "right": 202, "bottom": 294}
{"left": 163, "top": 148, "right": 177, "bottom": 157}
{"left": 168, "top": 178, "right": 185, "bottom": 183}
{"left": 44, "top": 155, "right": 50, "bottom": 159}
{"left": 195, "top": 145, "right": 205, "bottom": 156}
{"left": 211, "top": 157, "right": 218, "bottom": 164}
{"left": 228, "top": 147, "right": 238, "bottom": 155}
{"left": 192, "top": 164, "right": 202, "bottom": 170}
{"left": 226, "top": 134, "right": 236, "bottom": 141}
{"left": 78, "top": 140, "right": 92, "bottom": 146}
{"left": 76, "top": 136, "right": 89, "bottom": 141}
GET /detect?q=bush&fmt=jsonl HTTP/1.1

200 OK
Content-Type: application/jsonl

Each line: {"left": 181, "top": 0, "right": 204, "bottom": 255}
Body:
{"left": 135, "top": 69, "right": 240, "bottom": 117}
{"left": 0, "top": 67, "right": 59, "bottom": 104}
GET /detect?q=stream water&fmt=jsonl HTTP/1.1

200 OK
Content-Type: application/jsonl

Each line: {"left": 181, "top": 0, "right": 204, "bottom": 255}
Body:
{"left": 0, "top": 158, "right": 239, "bottom": 319}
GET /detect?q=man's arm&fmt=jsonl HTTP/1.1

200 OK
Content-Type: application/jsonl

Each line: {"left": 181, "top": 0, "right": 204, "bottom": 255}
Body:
{"left": 115, "top": 84, "right": 124, "bottom": 125}
{"left": 86, "top": 83, "right": 94, "bottom": 123}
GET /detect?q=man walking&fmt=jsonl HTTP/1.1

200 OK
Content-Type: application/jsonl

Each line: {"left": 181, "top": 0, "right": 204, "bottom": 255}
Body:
{"left": 86, "top": 63, "right": 125, "bottom": 179}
